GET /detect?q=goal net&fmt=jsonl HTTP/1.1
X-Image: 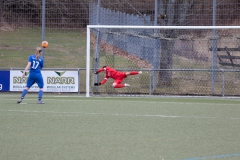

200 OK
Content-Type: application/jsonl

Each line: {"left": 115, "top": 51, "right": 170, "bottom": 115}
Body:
{"left": 86, "top": 25, "right": 240, "bottom": 97}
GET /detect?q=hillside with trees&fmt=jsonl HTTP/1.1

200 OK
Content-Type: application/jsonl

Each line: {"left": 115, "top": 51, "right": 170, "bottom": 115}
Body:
{"left": 0, "top": 0, "right": 239, "bottom": 28}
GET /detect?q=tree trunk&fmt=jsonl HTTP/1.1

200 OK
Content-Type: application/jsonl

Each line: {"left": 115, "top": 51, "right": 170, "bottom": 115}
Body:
{"left": 159, "top": 38, "right": 174, "bottom": 86}
{"left": 157, "top": 0, "right": 193, "bottom": 87}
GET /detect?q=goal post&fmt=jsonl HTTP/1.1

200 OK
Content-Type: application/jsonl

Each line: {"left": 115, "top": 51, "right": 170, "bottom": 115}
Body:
{"left": 86, "top": 25, "right": 240, "bottom": 97}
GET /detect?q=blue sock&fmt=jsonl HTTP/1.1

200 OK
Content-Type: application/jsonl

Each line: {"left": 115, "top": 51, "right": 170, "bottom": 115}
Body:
{"left": 21, "top": 89, "right": 28, "bottom": 99}
{"left": 38, "top": 90, "right": 43, "bottom": 100}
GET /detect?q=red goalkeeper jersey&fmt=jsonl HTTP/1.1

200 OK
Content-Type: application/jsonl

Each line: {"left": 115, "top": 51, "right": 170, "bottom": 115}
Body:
{"left": 96, "top": 66, "right": 127, "bottom": 84}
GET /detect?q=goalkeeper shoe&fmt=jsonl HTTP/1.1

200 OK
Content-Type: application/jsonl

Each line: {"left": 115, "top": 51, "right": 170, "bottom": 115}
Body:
{"left": 37, "top": 100, "right": 45, "bottom": 104}
{"left": 124, "top": 83, "right": 130, "bottom": 87}
{"left": 139, "top": 71, "right": 142, "bottom": 74}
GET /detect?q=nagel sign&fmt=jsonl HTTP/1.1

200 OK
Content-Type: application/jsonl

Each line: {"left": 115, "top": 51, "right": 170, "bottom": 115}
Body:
{"left": 10, "top": 70, "right": 78, "bottom": 92}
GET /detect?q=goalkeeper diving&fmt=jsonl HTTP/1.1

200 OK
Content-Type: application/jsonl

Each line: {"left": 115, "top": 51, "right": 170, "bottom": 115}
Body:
{"left": 94, "top": 66, "right": 142, "bottom": 88}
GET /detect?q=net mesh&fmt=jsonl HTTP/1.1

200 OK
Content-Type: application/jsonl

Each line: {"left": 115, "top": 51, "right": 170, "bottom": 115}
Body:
{"left": 89, "top": 27, "right": 240, "bottom": 96}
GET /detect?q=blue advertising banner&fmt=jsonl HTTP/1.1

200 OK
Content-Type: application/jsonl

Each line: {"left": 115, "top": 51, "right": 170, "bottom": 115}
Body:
{"left": 0, "top": 70, "right": 10, "bottom": 91}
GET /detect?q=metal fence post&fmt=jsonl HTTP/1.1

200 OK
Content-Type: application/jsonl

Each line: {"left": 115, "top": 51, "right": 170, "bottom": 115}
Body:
{"left": 42, "top": 0, "right": 46, "bottom": 60}
{"left": 221, "top": 69, "right": 225, "bottom": 97}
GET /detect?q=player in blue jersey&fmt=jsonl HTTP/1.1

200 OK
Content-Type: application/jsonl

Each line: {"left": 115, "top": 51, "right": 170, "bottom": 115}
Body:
{"left": 17, "top": 47, "right": 45, "bottom": 104}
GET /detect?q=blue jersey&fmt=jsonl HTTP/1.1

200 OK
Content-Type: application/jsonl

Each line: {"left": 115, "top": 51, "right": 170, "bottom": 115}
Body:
{"left": 28, "top": 54, "right": 44, "bottom": 73}
{"left": 26, "top": 55, "right": 44, "bottom": 88}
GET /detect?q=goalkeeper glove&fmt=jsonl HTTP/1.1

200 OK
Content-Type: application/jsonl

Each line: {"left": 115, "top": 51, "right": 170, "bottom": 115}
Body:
{"left": 94, "top": 71, "right": 98, "bottom": 74}
{"left": 94, "top": 83, "right": 101, "bottom": 86}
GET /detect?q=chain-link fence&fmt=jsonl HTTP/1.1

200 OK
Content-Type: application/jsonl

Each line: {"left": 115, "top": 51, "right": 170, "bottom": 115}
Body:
{"left": 0, "top": 0, "right": 240, "bottom": 96}
{"left": 90, "top": 0, "right": 240, "bottom": 26}
{"left": 91, "top": 69, "right": 240, "bottom": 96}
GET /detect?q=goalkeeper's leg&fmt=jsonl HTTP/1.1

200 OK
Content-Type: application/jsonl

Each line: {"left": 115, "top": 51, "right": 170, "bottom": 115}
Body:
{"left": 112, "top": 79, "right": 130, "bottom": 88}
{"left": 113, "top": 83, "right": 130, "bottom": 88}
{"left": 126, "top": 71, "right": 142, "bottom": 76}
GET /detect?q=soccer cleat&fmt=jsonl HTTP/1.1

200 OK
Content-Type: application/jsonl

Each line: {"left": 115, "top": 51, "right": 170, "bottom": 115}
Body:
{"left": 124, "top": 83, "right": 130, "bottom": 87}
{"left": 17, "top": 99, "right": 22, "bottom": 104}
{"left": 37, "top": 100, "right": 45, "bottom": 104}
{"left": 138, "top": 71, "right": 142, "bottom": 74}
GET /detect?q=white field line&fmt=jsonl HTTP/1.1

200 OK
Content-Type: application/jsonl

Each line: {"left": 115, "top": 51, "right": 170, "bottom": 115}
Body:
{"left": 53, "top": 95, "right": 240, "bottom": 99}
{"left": 0, "top": 109, "right": 240, "bottom": 120}
{"left": 1, "top": 95, "right": 240, "bottom": 101}
{"left": 1, "top": 98, "right": 240, "bottom": 106}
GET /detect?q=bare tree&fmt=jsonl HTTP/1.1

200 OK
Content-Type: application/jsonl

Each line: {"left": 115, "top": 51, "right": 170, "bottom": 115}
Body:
{"left": 157, "top": 0, "right": 194, "bottom": 86}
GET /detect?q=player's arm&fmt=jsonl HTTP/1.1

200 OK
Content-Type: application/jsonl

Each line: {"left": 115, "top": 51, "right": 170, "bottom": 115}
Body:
{"left": 94, "top": 66, "right": 107, "bottom": 74}
{"left": 94, "top": 66, "right": 108, "bottom": 86}
{"left": 94, "top": 76, "right": 109, "bottom": 86}
{"left": 94, "top": 68, "right": 104, "bottom": 74}
{"left": 22, "top": 62, "right": 31, "bottom": 77}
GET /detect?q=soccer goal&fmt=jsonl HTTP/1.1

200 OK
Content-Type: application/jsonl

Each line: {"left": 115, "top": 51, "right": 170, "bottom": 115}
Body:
{"left": 86, "top": 25, "right": 240, "bottom": 97}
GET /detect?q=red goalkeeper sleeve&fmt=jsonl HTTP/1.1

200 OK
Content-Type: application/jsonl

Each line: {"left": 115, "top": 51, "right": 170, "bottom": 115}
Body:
{"left": 100, "top": 78, "right": 108, "bottom": 85}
